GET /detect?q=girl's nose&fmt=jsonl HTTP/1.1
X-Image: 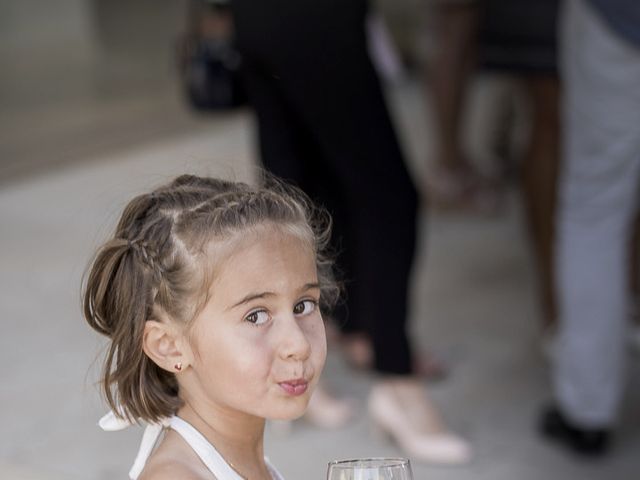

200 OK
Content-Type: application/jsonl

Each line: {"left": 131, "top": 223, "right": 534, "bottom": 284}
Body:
{"left": 278, "top": 315, "right": 312, "bottom": 361}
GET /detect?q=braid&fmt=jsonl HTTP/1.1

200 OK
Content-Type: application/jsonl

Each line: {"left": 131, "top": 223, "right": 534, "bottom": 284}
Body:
{"left": 82, "top": 173, "right": 339, "bottom": 423}
{"left": 126, "top": 239, "right": 165, "bottom": 283}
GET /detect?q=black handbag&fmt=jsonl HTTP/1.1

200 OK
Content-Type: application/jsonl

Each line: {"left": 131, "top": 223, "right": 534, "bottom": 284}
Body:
{"left": 178, "top": 0, "right": 246, "bottom": 111}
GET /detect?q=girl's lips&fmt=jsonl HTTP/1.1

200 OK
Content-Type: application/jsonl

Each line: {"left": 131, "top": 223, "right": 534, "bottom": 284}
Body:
{"left": 278, "top": 379, "right": 309, "bottom": 396}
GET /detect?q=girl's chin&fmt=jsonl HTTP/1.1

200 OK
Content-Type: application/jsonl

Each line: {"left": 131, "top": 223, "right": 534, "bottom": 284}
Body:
{"left": 266, "top": 399, "right": 311, "bottom": 421}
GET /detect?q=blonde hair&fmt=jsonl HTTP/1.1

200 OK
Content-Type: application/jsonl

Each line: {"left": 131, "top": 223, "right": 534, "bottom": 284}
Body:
{"left": 83, "top": 174, "right": 337, "bottom": 423}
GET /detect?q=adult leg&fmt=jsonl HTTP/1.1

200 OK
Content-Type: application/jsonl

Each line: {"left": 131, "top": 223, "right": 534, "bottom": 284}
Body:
{"left": 288, "top": 55, "right": 418, "bottom": 375}
{"left": 630, "top": 214, "right": 640, "bottom": 317}
{"left": 427, "top": 2, "right": 479, "bottom": 172}
{"left": 424, "top": 2, "right": 490, "bottom": 210}
{"left": 239, "top": 55, "right": 358, "bottom": 429}
{"left": 520, "top": 75, "right": 561, "bottom": 329}
{"left": 631, "top": 215, "right": 640, "bottom": 353}
{"left": 553, "top": 0, "right": 640, "bottom": 431}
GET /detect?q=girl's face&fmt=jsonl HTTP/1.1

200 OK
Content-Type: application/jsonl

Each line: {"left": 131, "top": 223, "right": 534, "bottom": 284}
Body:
{"left": 183, "top": 226, "right": 327, "bottom": 421}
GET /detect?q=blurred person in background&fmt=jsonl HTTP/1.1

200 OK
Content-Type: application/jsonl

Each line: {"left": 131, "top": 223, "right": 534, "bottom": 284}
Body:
{"left": 478, "top": 0, "right": 561, "bottom": 331}
{"left": 632, "top": 215, "right": 640, "bottom": 352}
{"left": 230, "top": 0, "right": 471, "bottom": 464}
{"left": 422, "top": 0, "right": 496, "bottom": 212}
{"left": 423, "top": 0, "right": 561, "bottom": 329}
{"left": 540, "top": 0, "right": 640, "bottom": 456}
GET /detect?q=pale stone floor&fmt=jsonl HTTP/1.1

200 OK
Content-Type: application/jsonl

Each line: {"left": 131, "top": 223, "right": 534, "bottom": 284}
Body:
{"left": 1, "top": 82, "right": 639, "bottom": 480}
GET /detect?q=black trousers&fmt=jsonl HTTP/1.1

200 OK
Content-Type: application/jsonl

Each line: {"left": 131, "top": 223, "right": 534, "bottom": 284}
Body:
{"left": 232, "top": 0, "right": 418, "bottom": 374}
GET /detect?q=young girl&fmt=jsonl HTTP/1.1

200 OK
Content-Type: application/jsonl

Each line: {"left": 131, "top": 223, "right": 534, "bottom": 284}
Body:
{"left": 83, "top": 174, "right": 338, "bottom": 479}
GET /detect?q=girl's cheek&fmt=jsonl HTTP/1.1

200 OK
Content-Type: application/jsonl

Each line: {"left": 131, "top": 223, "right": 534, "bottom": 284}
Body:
{"left": 304, "top": 322, "right": 325, "bottom": 351}
{"left": 312, "top": 322, "right": 328, "bottom": 360}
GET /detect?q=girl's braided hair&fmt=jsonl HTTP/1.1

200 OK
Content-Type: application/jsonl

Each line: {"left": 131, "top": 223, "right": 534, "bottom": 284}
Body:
{"left": 83, "top": 174, "right": 338, "bottom": 423}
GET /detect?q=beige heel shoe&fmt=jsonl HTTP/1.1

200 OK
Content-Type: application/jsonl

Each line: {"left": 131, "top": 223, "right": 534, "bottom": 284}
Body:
{"left": 368, "top": 382, "right": 471, "bottom": 465}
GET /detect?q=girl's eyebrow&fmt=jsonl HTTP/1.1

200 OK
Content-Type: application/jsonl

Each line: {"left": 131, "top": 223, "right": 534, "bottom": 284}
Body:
{"left": 229, "top": 291, "right": 275, "bottom": 310}
{"left": 301, "top": 282, "right": 321, "bottom": 292}
{"left": 227, "top": 282, "right": 321, "bottom": 310}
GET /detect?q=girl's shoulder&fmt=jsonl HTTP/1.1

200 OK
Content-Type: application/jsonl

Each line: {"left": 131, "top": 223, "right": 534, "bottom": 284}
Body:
{"left": 139, "top": 430, "right": 216, "bottom": 480}
{"left": 139, "top": 455, "right": 215, "bottom": 480}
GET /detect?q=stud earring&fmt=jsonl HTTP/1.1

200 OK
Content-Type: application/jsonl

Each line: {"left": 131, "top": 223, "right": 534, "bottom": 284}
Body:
{"left": 174, "top": 362, "right": 183, "bottom": 372}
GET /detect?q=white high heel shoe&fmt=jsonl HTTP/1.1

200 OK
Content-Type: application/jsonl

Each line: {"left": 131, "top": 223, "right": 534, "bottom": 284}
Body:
{"left": 368, "top": 382, "right": 472, "bottom": 465}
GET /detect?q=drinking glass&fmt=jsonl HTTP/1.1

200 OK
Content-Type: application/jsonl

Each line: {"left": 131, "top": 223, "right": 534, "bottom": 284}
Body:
{"left": 327, "top": 458, "right": 413, "bottom": 480}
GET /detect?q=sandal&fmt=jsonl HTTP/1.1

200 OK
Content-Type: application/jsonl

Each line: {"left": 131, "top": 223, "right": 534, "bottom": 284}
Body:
{"left": 424, "top": 164, "right": 502, "bottom": 215}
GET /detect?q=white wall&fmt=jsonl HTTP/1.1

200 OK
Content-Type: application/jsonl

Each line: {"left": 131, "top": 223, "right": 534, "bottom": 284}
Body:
{"left": 0, "top": 0, "right": 96, "bottom": 58}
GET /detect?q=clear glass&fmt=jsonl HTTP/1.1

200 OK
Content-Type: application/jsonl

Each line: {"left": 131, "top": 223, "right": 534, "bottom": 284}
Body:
{"left": 327, "top": 458, "right": 413, "bottom": 480}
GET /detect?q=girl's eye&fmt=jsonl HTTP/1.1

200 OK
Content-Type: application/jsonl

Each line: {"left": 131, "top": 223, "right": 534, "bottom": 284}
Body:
{"left": 293, "top": 299, "right": 317, "bottom": 316}
{"left": 245, "top": 310, "right": 270, "bottom": 325}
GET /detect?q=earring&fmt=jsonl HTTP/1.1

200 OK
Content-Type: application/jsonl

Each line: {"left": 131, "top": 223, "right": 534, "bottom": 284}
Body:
{"left": 174, "top": 362, "right": 183, "bottom": 372}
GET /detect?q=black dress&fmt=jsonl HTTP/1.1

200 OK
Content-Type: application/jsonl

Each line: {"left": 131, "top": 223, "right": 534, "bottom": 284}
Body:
{"left": 231, "top": 0, "right": 419, "bottom": 374}
{"left": 479, "top": 0, "right": 560, "bottom": 74}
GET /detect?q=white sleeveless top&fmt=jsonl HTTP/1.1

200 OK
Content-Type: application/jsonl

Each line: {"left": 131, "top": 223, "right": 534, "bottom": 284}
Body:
{"left": 99, "top": 411, "right": 285, "bottom": 480}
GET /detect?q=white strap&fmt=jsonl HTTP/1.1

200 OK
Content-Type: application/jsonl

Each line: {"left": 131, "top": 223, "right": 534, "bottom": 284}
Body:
{"left": 128, "top": 422, "right": 168, "bottom": 479}
{"left": 99, "top": 411, "right": 284, "bottom": 480}
{"left": 267, "top": 460, "right": 286, "bottom": 480}
{"left": 170, "top": 416, "right": 245, "bottom": 480}
{"left": 170, "top": 417, "right": 284, "bottom": 480}
{"left": 98, "top": 410, "right": 170, "bottom": 480}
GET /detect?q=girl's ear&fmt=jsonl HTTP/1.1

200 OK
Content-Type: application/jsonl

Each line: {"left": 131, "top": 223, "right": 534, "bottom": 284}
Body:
{"left": 142, "top": 320, "right": 192, "bottom": 373}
